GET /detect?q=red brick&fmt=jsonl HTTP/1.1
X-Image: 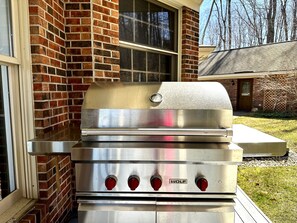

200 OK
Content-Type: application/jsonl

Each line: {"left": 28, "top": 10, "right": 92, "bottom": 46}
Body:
{"left": 27, "top": 0, "right": 122, "bottom": 221}
{"left": 181, "top": 6, "right": 199, "bottom": 81}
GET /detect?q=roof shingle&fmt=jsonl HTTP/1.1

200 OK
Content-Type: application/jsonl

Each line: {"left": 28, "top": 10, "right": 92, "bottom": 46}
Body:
{"left": 199, "top": 41, "right": 297, "bottom": 76}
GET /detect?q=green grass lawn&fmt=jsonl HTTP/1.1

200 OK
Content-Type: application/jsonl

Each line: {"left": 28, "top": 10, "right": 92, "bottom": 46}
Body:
{"left": 234, "top": 113, "right": 297, "bottom": 223}
{"left": 238, "top": 166, "right": 297, "bottom": 223}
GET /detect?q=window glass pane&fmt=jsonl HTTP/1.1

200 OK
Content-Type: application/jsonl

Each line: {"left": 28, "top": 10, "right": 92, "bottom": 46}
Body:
{"left": 120, "top": 48, "right": 132, "bottom": 69}
{"left": 135, "top": 0, "right": 148, "bottom": 22}
{"left": 148, "top": 73, "right": 159, "bottom": 82}
{"left": 150, "top": 26, "right": 162, "bottom": 48}
{"left": 119, "top": 16, "right": 134, "bottom": 42}
{"left": 120, "top": 71, "right": 132, "bottom": 82}
{"left": 163, "top": 9, "right": 175, "bottom": 31}
{"left": 0, "top": 66, "right": 15, "bottom": 201}
{"left": 135, "top": 21, "right": 148, "bottom": 45}
{"left": 133, "top": 72, "right": 146, "bottom": 82}
{"left": 150, "top": 3, "right": 162, "bottom": 26}
{"left": 133, "top": 50, "right": 146, "bottom": 71}
{"left": 119, "top": 0, "right": 177, "bottom": 51}
{"left": 160, "top": 55, "right": 171, "bottom": 73}
{"left": 148, "top": 52, "right": 159, "bottom": 72}
{"left": 119, "top": 0, "right": 134, "bottom": 18}
{"left": 241, "top": 82, "right": 251, "bottom": 96}
{"left": 0, "top": 0, "right": 13, "bottom": 56}
{"left": 163, "top": 28, "right": 174, "bottom": 50}
{"left": 160, "top": 74, "right": 171, "bottom": 81}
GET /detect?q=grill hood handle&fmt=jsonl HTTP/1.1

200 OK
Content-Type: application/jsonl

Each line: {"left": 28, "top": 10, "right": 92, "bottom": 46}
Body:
{"left": 81, "top": 128, "right": 233, "bottom": 137}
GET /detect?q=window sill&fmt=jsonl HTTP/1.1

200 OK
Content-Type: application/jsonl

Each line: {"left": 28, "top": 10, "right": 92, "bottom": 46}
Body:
{"left": 0, "top": 198, "right": 36, "bottom": 223}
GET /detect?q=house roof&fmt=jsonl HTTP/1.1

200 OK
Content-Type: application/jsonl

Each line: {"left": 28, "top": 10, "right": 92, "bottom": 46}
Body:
{"left": 199, "top": 41, "right": 297, "bottom": 79}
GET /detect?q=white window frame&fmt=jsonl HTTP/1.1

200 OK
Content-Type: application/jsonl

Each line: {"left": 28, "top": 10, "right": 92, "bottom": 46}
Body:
{"left": 119, "top": 0, "right": 183, "bottom": 81}
{"left": 0, "top": 0, "right": 37, "bottom": 219}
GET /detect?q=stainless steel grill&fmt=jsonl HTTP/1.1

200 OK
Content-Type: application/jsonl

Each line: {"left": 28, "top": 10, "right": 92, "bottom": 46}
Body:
{"left": 71, "top": 82, "right": 243, "bottom": 223}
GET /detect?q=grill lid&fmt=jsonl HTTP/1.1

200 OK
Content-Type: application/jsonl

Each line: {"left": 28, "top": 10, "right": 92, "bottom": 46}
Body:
{"left": 82, "top": 82, "right": 232, "bottom": 110}
{"left": 81, "top": 82, "right": 233, "bottom": 142}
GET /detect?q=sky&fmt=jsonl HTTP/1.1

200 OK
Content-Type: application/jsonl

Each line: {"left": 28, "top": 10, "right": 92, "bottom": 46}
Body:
{"left": 199, "top": 1, "right": 212, "bottom": 32}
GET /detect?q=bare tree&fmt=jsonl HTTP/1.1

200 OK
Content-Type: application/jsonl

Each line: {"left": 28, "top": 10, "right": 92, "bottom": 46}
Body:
{"left": 280, "top": 0, "right": 289, "bottom": 41}
{"left": 292, "top": 0, "right": 297, "bottom": 39}
{"left": 214, "top": 0, "right": 227, "bottom": 49}
{"left": 227, "top": 0, "right": 232, "bottom": 49}
{"left": 237, "top": 0, "right": 265, "bottom": 45}
{"left": 200, "top": 0, "right": 297, "bottom": 49}
{"left": 266, "top": 0, "right": 277, "bottom": 43}
{"left": 201, "top": 0, "right": 216, "bottom": 45}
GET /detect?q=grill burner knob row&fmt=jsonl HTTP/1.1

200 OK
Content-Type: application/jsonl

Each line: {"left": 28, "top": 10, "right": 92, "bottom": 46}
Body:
{"left": 128, "top": 175, "right": 140, "bottom": 191}
{"left": 105, "top": 175, "right": 117, "bottom": 190}
{"left": 150, "top": 175, "right": 162, "bottom": 191}
{"left": 195, "top": 177, "right": 208, "bottom": 191}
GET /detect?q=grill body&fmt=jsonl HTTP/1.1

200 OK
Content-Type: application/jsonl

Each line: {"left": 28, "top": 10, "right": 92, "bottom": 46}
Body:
{"left": 72, "top": 82, "right": 243, "bottom": 223}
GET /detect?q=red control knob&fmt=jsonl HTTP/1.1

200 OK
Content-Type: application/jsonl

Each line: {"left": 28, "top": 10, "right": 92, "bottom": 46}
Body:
{"left": 150, "top": 176, "right": 162, "bottom": 191}
{"left": 196, "top": 177, "right": 208, "bottom": 191}
{"left": 105, "top": 175, "right": 117, "bottom": 190}
{"left": 128, "top": 175, "right": 140, "bottom": 191}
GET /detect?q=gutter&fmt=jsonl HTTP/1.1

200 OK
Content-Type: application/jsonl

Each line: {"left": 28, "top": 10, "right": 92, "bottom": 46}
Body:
{"left": 198, "top": 70, "right": 296, "bottom": 80}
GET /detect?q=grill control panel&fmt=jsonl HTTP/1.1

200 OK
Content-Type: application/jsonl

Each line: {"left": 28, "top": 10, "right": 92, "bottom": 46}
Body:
{"left": 76, "top": 163, "right": 238, "bottom": 194}
{"left": 104, "top": 174, "right": 209, "bottom": 192}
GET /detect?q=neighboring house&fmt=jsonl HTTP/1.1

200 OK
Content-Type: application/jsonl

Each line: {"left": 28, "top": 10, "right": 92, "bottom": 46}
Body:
{"left": 0, "top": 0, "right": 203, "bottom": 223}
{"left": 199, "top": 41, "right": 297, "bottom": 112}
{"left": 199, "top": 45, "right": 216, "bottom": 61}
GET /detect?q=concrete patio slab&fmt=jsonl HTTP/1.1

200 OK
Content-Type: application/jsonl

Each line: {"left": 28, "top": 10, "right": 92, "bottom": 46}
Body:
{"left": 233, "top": 124, "right": 288, "bottom": 157}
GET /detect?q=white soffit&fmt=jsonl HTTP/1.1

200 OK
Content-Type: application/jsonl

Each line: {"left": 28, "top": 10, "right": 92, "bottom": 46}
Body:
{"left": 157, "top": 0, "right": 204, "bottom": 11}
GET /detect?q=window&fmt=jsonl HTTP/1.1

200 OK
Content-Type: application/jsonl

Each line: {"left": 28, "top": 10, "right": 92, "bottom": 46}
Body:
{"left": 241, "top": 81, "right": 251, "bottom": 96}
{"left": 119, "top": 0, "right": 178, "bottom": 82}
{"left": 0, "top": 0, "right": 36, "bottom": 218}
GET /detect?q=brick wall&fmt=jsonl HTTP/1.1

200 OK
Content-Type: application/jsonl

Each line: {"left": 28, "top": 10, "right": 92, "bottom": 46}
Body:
{"left": 30, "top": 0, "right": 69, "bottom": 137}
{"left": 65, "top": 0, "right": 120, "bottom": 124}
{"left": 20, "top": 155, "right": 72, "bottom": 223}
{"left": 65, "top": 0, "right": 93, "bottom": 125}
{"left": 181, "top": 7, "right": 199, "bottom": 81}
{"left": 30, "top": 0, "right": 121, "bottom": 132}
{"left": 93, "top": 0, "right": 120, "bottom": 82}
